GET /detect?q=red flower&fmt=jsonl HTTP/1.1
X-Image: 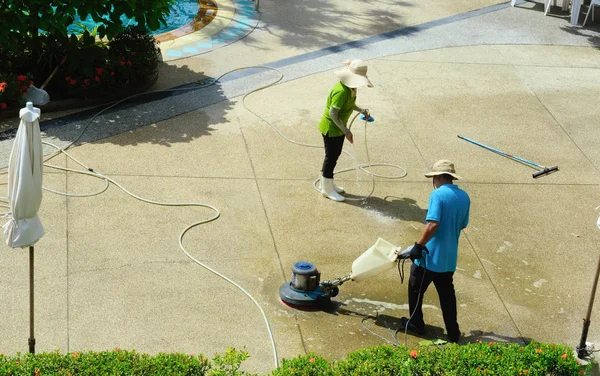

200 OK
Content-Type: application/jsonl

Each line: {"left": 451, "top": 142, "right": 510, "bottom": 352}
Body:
{"left": 410, "top": 350, "right": 418, "bottom": 359}
{"left": 29, "top": 80, "right": 34, "bottom": 86}
{"left": 72, "top": 352, "right": 79, "bottom": 358}
{"left": 580, "top": 370, "right": 585, "bottom": 375}
{"left": 69, "top": 79, "right": 76, "bottom": 85}
{"left": 536, "top": 348, "right": 542, "bottom": 354}
{"left": 95, "top": 76, "right": 100, "bottom": 82}
{"left": 65, "top": 76, "right": 72, "bottom": 81}
{"left": 95, "top": 68, "right": 104, "bottom": 75}
{"left": 561, "top": 353, "right": 568, "bottom": 359}
{"left": 16, "top": 75, "right": 27, "bottom": 81}
{"left": 127, "top": 60, "right": 132, "bottom": 66}
{"left": 0, "top": 103, "right": 7, "bottom": 110}
{"left": 309, "top": 357, "right": 315, "bottom": 363}
{"left": 34, "top": 370, "right": 40, "bottom": 376}
{"left": 0, "top": 82, "right": 6, "bottom": 93}
{"left": 119, "top": 60, "right": 126, "bottom": 66}
{"left": 489, "top": 342, "right": 495, "bottom": 346}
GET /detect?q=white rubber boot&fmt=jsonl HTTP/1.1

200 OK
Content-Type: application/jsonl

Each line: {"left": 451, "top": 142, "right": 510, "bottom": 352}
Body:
{"left": 321, "top": 176, "right": 345, "bottom": 202}
{"left": 332, "top": 179, "right": 344, "bottom": 194}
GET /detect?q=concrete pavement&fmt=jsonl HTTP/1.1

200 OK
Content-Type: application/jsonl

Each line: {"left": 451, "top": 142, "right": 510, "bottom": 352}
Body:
{"left": 1, "top": 1, "right": 600, "bottom": 374}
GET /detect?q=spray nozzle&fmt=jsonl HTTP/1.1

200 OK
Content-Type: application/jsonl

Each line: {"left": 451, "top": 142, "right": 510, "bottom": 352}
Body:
{"left": 360, "top": 114, "right": 374, "bottom": 122}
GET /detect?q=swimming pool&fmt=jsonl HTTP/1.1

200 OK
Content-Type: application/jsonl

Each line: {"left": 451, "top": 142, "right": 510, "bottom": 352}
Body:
{"left": 67, "top": 0, "right": 202, "bottom": 36}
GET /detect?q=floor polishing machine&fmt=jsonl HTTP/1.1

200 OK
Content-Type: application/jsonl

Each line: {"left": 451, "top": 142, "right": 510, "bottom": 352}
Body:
{"left": 279, "top": 238, "right": 404, "bottom": 308}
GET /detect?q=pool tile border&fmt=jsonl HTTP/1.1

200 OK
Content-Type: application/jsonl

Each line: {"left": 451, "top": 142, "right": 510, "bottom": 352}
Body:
{"left": 160, "top": 0, "right": 259, "bottom": 61}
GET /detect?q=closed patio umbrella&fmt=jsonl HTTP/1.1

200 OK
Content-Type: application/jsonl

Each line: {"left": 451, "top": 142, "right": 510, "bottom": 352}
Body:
{"left": 3, "top": 101, "right": 45, "bottom": 354}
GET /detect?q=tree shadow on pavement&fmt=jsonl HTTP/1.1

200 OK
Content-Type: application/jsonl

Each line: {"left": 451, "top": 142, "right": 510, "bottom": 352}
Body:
{"left": 243, "top": 0, "right": 412, "bottom": 52}
{"left": 14, "top": 63, "right": 234, "bottom": 148}
{"left": 559, "top": 23, "right": 600, "bottom": 49}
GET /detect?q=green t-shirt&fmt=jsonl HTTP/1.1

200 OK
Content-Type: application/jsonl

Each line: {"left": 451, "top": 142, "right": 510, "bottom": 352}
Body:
{"left": 318, "top": 81, "right": 356, "bottom": 137}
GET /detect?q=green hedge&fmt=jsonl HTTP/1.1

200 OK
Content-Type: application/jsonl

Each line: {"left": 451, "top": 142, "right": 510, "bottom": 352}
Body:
{"left": 0, "top": 342, "right": 590, "bottom": 375}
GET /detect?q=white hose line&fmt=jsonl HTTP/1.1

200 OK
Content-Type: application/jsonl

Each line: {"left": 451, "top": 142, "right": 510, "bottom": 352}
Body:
{"left": 310, "top": 112, "right": 408, "bottom": 201}
{"left": 8, "top": 64, "right": 408, "bottom": 367}
{"left": 41, "top": 141, "right": 281, "bottom": 367}
{"left": 32, "top": 70, "right": 284, "bottom": 368}
{"left": 232, "top": 69, "right": 408, "bottom": 202}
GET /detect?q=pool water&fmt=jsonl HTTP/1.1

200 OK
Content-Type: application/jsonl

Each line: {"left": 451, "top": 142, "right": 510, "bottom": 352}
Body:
{"left": 67, "top": 1, "right": 200, "bottom": 36}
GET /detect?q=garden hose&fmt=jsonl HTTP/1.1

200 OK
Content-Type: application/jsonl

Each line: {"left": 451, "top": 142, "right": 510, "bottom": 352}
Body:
{"left": 310, "top": 111, "right": 407, "bottom": 202}
{"left": 0, "top": 64, "right": 409, "bottom": 367}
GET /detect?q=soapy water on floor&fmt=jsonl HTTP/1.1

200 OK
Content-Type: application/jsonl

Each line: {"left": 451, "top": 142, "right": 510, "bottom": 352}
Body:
{"left": 347, "top": 297, "right": 439, "bottom": 312}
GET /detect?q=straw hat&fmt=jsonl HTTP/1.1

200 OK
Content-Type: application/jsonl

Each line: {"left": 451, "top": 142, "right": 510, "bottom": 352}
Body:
{"left": 424, "top": 160, "right": 462, "bottom": 180}
{"left": 334, "top": 59, "right": 373, "bottom": 88}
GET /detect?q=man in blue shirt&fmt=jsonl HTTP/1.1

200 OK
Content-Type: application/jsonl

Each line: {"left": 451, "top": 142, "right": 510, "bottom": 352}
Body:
{"left": 398, "top": 160, "right": 470, "bottom": 343}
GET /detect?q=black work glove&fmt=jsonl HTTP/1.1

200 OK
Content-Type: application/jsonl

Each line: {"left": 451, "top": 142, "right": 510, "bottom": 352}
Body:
{"left": 399, "top": 243, "right": 427, "bottom": 261}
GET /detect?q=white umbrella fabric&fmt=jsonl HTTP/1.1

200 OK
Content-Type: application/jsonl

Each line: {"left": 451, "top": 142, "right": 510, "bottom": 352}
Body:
{"left": 3, "top": 101, "right": 45, "bottom": 354}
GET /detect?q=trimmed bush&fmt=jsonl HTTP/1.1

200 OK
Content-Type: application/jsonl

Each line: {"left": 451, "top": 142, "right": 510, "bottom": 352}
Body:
{"left": 273, "top": 342, "right": 587, "bottom": 376}
{"left": 0, "top": 342, "right": 590, "bottom": 375}
{"left": 0, "top": 25, "right": 161, "bottom": 111}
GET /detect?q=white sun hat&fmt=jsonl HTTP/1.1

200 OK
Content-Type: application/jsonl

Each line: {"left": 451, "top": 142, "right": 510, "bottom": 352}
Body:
{"left": 334, "top": 59, "right": 373, "bottom": 88}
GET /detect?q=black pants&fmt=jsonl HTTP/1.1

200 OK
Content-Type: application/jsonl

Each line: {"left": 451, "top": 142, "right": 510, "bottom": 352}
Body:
{"left": 321, "top": 133, "right": 345, "bottom": 178}
{"left": 408, "top": 263, "right": 460, "bottom": 341}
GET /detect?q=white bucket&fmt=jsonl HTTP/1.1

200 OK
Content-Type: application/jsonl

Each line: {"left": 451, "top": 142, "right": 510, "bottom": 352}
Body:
{"left": 350, "top": 238, "right": 400, "bottom": 282}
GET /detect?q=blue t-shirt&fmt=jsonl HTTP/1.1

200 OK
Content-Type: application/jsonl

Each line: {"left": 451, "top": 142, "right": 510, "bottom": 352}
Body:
{"left": 415, "top": 184, "right": 470, "bottom": 273}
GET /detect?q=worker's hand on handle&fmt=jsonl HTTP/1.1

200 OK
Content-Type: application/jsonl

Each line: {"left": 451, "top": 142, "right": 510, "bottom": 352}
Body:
{"left": 396, "top": 246, "right": 412, "bottom": 260}
{"left": 345, "top": 131, "right": 354, "bottom": 144}
{"left": 360, "top": 108, "right": 370, "bottom": 118}
{"left": 396, "top": 243, "right": 427, "bottom": 261}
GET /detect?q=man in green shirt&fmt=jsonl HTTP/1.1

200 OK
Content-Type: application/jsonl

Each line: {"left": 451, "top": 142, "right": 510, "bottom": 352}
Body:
{"left": 318, "top": 59, "right": 373, "bottom": 202}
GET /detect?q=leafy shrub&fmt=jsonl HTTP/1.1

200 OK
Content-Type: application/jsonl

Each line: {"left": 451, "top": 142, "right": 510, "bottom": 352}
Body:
{"left": 47, "top": 25, "right": 159, "bottom": 100}
{"left": 0, "top": 342, "right": 589, "bottom": 375}
{"left": 0, "top": 25, "right": 161, "bottom": 109}
{"left": 107, "top": 26, "right": 161, "bottom": 87}
{"left": 0, "top": 73, "right": 34, "bottom": 111}
{"left": 0, "top": 348, "right": 237, "bottom": 375}
{"left": 271, "top": 354, "right": 334, "bottom": 376}
{"left": 0, "top": 0, "right": 173, "bottom": 54}
{"left": 333, "top": 342, "right": 587, "bottom": 376}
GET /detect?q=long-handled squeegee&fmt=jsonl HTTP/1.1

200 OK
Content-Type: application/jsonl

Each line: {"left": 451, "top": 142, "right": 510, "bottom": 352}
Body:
{"left": 458, "top": 135, "right": 559, "bottom": 179}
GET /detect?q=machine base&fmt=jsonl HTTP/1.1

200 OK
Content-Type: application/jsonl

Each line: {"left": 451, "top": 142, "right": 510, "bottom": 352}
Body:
{"left": 279, "top": 281, "right": 330, "bottom": 307}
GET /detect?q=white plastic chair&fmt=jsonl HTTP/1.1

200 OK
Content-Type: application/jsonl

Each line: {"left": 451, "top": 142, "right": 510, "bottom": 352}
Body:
{"left": 545, "top": 0, "right": 554, "bottom": 15}
{"left": 543, "top": 0, "right": 561, "bottom": 15}
{"left": 511, "top": 0, "right": 558, "bottom": 15}
{"left": 583, "top": 0, "right": 600, "bottom": 25}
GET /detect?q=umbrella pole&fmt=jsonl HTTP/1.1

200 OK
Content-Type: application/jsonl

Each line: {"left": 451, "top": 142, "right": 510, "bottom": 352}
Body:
{"left": 28, "top": 246, "right": 35, "bottom": 354}
{"left": 577, "top": 250, "right": 600, "bottom": 359}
